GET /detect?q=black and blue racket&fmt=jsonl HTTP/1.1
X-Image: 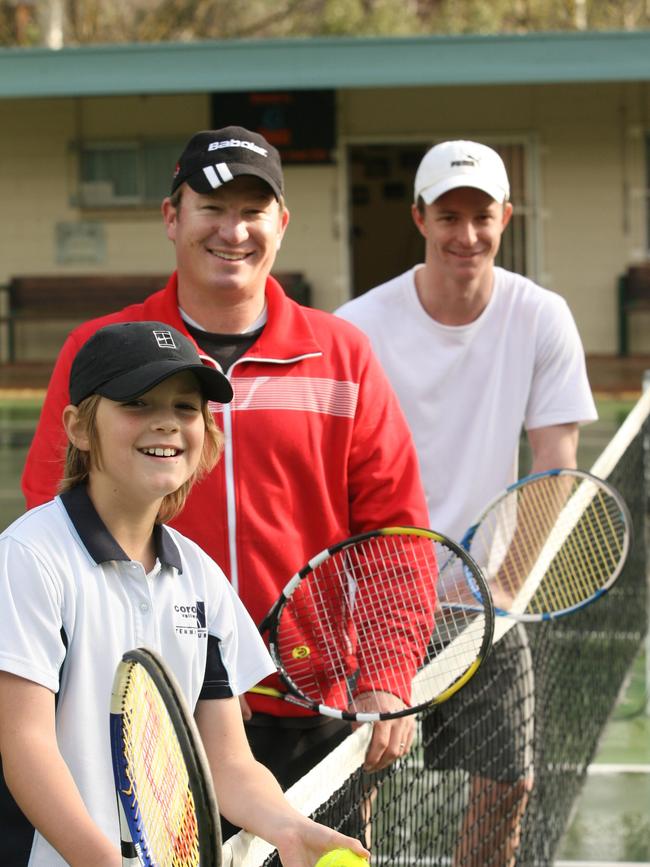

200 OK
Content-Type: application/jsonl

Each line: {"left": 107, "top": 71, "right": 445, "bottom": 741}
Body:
{"left": 458, "top": 468, "right": 631, "bottom": 621}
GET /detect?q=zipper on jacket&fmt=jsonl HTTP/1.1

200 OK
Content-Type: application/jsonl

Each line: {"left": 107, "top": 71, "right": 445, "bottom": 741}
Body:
{"left": 221, "top": 351, "right": 322, "bottom": 594}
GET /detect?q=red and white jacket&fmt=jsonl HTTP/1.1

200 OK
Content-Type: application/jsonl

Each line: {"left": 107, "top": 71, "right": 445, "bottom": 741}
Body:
{"left": 22, "top": 273, "right": 429, "bottom": 716}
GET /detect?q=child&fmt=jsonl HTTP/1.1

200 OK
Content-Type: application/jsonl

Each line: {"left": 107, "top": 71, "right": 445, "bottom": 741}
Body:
{"left": 0, "top": 321, "right": 368, "bottom": 867}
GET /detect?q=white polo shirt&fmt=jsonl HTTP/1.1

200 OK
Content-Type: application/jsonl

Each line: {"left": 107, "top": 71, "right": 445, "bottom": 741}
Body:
{"left": 0, "top": 485, "right": 275, "bottom": 867}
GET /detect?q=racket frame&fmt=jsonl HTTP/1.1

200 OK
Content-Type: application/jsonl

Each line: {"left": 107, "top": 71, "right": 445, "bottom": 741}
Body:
{"left": 110, "top": 647, "right": 222, "bottom": 867}
{"left": 460, "top": 467, "right": 633, "bottom": 622}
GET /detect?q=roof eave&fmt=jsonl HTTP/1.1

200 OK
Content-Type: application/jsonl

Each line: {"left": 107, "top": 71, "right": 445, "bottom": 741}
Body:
{"left": 1, "top": 30, "right": 650, "bottom": 99}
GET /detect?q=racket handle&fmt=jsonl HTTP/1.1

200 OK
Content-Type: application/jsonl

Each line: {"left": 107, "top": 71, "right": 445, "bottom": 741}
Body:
{"left": 248, "top": 685, "right": 284, "bottom": 698}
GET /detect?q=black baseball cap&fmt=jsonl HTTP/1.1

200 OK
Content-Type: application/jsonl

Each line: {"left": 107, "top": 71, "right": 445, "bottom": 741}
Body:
{"left": 69, "top": 322, "right": 233, "bottom": 406}
{"left": 171, "top": 126, "right": 284, "bottom": 200}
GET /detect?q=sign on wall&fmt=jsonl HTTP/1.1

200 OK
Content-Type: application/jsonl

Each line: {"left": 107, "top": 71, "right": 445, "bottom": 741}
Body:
{"left": 212, "top": 90, "right": 336, "bottom": 164}
{"left": 56, "top": 221, "right": 105, "bottom": 264}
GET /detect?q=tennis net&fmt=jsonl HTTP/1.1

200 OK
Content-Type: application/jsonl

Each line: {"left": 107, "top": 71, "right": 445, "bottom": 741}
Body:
{"left": 223, "top": 388, "right": 650, "bottom": 867}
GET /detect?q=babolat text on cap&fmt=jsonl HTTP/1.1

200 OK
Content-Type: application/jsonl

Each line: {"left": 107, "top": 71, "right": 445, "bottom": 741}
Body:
{"left": 171, "top": 126, "right": 284, "bottom": 200}
{"left": 69, "top": 321, "right": 233, "bottom": 406}
{"left": 414, "top": 140, "right": 510, "bottom": 205}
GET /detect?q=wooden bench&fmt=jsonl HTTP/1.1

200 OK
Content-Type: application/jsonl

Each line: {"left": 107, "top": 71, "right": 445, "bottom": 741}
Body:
{"left": 0, "top": 271, "right": 311, "bottom": 363}
{"left": 1, "top": 274, "right": 169, "bottom": 363}
{"left": 618, "top": 264, "right": 650, "bottom": 356}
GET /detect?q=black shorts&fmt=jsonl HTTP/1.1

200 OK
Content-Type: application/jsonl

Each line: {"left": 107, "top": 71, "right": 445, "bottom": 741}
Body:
{"left": 244, "top": 712, "right": 353, "bottom": 790}
{"left": 0, "top": 775, "right": 33, "bottom": 866}
{"left": 422, "top": 623, "right": 535, "bottom": 783}
{"left": 220, "top": 713, "right": 353, "bottom": 841}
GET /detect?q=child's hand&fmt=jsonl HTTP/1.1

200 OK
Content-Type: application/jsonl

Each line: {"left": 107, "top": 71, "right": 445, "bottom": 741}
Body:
{"left": 274, "top": 817, "right": 369, "bottom": 867}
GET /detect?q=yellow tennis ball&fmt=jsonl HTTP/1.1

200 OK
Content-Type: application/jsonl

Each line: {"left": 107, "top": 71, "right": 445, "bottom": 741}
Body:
{"left": 314, "top": 849, "right": 367, "bottom": 867}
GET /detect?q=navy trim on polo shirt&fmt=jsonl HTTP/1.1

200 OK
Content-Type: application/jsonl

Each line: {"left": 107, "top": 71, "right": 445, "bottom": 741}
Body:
{"left": 200, "top": 634, "right": 234, "bottom": 699}
{"left": 59, "top": 485, "right": 183, "bottom": 572}
{"left": 153, "top": 523, "right": 183, "bottom": 573}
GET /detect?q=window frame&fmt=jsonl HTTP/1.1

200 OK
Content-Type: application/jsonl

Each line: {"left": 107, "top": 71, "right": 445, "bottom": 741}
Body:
{"left": 74, "top": 138, "right": 185, "bottom": 209}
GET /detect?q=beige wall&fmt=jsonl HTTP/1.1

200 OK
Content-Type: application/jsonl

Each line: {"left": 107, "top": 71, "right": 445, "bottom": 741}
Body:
{"left": 1, "top": 82, "right": 649, "bottom": 356}
{"left": 278, "top": 163, "right": 344, "bottom": 310}
{"left": 0, "top": 93, "right": 342, "bottom": 313}
{"left": 0, "top": 95, "right": 212, "bottom": 280}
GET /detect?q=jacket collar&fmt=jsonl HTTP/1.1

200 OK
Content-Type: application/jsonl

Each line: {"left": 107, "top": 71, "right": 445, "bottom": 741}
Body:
{"left": 147, "top": 272, "right": 323, "bottom": 363}
{"left": 59, "top": 484, "right": 183, "bottom": 572}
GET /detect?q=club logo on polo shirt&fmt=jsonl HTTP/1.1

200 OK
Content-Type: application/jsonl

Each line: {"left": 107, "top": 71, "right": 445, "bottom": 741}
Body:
{"left": 153, "top": 329, "right": 177, "bottom": 349}
{"left": 174, "top": 600, "right": 207, "bottom": 638}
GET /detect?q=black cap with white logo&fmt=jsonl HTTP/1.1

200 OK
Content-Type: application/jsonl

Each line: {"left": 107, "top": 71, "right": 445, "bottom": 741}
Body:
{"left": 171, "top": 126, "right": 284, "bottom": 200}
{"left": 69, "top": 321, "right": 233, "bottom": 406}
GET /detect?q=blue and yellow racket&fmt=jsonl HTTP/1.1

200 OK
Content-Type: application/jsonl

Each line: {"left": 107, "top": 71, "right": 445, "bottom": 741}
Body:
{"left": 110, "top": 647, "right": 221, "bottom": 867}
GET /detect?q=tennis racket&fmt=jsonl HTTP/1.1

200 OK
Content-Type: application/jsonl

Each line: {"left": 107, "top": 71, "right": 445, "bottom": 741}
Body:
{"left": 249, "top": 527, "right": 494, "bottom": 721}
{"left": 110, "top": 647, "right": 222, "bottom": 867}
{"left": 459, "top": 468, "right": 632, "bottom": 621}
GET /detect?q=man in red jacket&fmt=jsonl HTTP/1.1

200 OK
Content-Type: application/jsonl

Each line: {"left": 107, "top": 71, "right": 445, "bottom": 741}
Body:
{"left": 22, "top": 127, "right": 429, "bottom": 826}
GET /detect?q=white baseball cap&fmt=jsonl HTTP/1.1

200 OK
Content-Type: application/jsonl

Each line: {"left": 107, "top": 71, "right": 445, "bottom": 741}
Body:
{"left": 414, "top": 140, "right": 510, "bottom": 205}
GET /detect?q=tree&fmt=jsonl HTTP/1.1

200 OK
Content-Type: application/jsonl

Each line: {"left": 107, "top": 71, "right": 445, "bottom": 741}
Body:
{"left": 1, "top": 0, "right": 649, "bottom": 48}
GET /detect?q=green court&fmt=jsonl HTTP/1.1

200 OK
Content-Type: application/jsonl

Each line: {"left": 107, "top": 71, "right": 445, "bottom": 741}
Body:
{"left": 557, "top": 651, "right": 650, "bottom": 864}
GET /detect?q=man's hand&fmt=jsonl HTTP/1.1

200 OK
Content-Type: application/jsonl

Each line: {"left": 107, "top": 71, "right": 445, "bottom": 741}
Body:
{"left": 490, "top": 581, "right": 516, "bottom": 612}
{"left": 239, "top": 693, "right": 252, "bottom": 721}
{"left": 352, "top": 692, "right": 416, "bottom": 771}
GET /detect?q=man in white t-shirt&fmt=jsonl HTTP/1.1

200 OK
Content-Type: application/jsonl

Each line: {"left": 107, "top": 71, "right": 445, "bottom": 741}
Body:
{"left": 337, "top": 140, "right": 597, "bottom": 866}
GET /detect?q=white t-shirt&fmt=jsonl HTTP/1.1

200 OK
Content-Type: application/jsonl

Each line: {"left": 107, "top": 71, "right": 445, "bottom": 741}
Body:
{"left": 336, "top": 266, "right": 597, "bottom": 541}
{"left": 0, "top": 486, "right": 275, "bottom": 867}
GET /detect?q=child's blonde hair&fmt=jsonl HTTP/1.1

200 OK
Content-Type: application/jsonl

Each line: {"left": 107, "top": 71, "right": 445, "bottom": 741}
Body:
{"left": 59, "top": 394, "right": 224, "bottom": 524}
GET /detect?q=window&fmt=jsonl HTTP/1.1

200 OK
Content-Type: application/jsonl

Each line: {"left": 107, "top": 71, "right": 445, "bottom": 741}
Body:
{"left": 77, "top": 140, "right": 185, "bottom": 208}
{"left": 493, "top": 141, "right": 534, "bottom": 276}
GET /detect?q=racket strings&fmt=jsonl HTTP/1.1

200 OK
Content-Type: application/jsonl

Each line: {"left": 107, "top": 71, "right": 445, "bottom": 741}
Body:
{"left": 119, "top": 663, "right": 201, "bottom": 866}
{"left": 275, "top": 533, "right": 492, "bottom": 715}
{"left": 527, "top": 483, "right": 627, "bottom": 614}
{"left": 278, "top": 536, "right": 431, "bottom": 707}
{"left": 346, "top": 535, "right": 437, "bottom": 689}
{"left": 517, "top": 476, "right": 581, "bottom": 612}
{"left": 482, "top": 477, "right": 567, "bottom": 602}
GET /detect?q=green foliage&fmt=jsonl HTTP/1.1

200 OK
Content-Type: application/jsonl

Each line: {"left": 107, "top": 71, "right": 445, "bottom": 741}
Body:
{"left": 315, "top": 0, "right": 421, "bottom": 36}
{"left": 0, "top": 1, "right": 40, "bottom": 47}
{"left": 2, "top": 0, "right": 650, "bottom": 47}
